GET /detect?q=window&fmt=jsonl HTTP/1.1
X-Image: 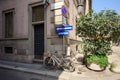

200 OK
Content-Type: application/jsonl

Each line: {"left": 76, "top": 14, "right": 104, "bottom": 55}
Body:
{"left": 3, "top": 9, "right": 14, "bottom": 38}
{"left": 4, "top": 47, "right": 13, "bottom": 54}
{"left": 32, "top": 5, "right": 44, "bottom": 22}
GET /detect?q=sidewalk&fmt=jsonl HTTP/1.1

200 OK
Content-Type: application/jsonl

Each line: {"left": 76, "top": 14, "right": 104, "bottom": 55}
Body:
{"left": 0, "top": 60, "right": 120, "bottom": 80}
{"left": 0, "top": 60, "right": 87, "bottom": 80}
{"left": 109, "top": 46, "right": 120, "bottom": 73}
{"left": 0, "top": 60, "right": 69, "bottom": 80}
{"left": 0, "top": 46, "right": 120, "bottom": 80}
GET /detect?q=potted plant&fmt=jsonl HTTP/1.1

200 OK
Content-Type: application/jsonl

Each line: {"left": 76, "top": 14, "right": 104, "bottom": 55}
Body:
{"left": 76, "top": 10, "right": 120, "bottom": 71}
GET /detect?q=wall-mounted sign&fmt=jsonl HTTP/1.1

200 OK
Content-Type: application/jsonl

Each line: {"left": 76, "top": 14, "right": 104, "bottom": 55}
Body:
{"left": 64, "top": 25, "right": 73, "bottom": 30}
{"left": 58, "top": 31, "right": 69, "bottom": 36}
{"left": 61, "top": 5, "right": 67, "bottom": 18}
{"left": 56, "top": 26, "right": 64, "bottom": 32}
{"left": 55, "top": 25, "right": 73, "bottom": 32}
{"left": 62, "top": 16, "right": 67, "bottom": 25}
{"left": 51, "top": 2, "right": 63, "bottom": 10}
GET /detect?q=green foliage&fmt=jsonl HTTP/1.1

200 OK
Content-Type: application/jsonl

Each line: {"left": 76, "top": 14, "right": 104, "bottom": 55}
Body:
{"left": 83, "top": 38, "right": 111, "bottom": 55}
{"left": 76, "top": 10, "right": 120, "bottom": 67}
{"left": 87, "top": 54, "right": 108, "bottom": 68}
{"left": 76, "top": 10, "right": 120, "bottom": 43}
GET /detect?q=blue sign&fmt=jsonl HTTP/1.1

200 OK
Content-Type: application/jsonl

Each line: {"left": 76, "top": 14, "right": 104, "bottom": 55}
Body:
{"left": 56, "top": 26, "right": 73, "bottom": 32}
{"left": 56, "top": 26, "right": 64, "bottom": 32}
{"left": 62, "top": 5, "right": 67, "bottom": 17}
{"left": 58, "top": 31, "right": 69, "bottom": 36}
{"left": 64, "top": 26, "right": 73, "bottom": 30}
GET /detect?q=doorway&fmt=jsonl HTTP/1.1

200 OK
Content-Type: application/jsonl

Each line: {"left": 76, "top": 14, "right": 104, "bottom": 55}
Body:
{"left": 34, "top": 24, "right": 44, "bottom": 60}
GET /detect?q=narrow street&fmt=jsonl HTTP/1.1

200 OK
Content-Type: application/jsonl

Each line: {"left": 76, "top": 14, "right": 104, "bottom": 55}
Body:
{"left": 0, "top": 57, "right": 120, "bottom": 80}
{"left": 0, "top": 68, "right": 57, "bottom": 80}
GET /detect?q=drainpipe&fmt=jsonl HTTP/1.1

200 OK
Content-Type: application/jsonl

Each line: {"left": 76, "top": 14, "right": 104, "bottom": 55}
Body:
{"left": 85, "top": 0, "right": 92, "bottom": 14}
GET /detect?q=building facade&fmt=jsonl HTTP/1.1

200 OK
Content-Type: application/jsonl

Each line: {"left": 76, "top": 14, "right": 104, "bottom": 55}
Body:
{"left": 0, "top": 0, "right": 92, "bottom": 63}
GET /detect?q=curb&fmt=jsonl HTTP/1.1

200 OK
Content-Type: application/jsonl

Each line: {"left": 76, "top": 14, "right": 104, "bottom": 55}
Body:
{"left": 0, "top": 64, "right": 68, "bottom": 80}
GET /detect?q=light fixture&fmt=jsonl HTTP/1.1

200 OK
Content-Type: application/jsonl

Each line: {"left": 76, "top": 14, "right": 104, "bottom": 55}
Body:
{"left": 77, "top": 0, "right": 85, "bottom": 15}
{"left": 43, "top": 0, "right": 49, "bottom": 6}
{"left": 76, "top": 0, "right": 84, "bottom": 7}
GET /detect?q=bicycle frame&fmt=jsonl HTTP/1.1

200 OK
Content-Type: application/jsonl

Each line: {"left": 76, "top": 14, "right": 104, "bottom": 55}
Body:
{"left": 50, "top": 55, "right": 62, "bottom": 67}
{"left": 45, "top": 52, "right": 75, "bottom": 72}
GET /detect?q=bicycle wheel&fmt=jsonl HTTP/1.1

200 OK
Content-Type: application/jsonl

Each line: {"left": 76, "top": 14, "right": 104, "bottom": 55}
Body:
{"left": 45, "top": 57, "right": 53, "bottom": 66}
{"left": 63, "top": 62, "right": 75, "bottom": 72}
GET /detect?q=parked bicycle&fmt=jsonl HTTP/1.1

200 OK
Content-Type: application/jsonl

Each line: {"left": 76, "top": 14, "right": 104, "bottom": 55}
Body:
{"left": 44, "top": 51, "right": 75, "bottom": 72}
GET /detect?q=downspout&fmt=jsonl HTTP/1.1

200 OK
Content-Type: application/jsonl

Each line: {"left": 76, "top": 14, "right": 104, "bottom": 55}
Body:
{"left": 85, "top": 0, "right": 92, "bottom": 14}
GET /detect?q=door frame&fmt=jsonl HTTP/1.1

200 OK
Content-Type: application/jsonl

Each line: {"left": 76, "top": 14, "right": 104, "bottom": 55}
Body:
{"left": 28, "top": 2, "right": 47, "bottom": 59}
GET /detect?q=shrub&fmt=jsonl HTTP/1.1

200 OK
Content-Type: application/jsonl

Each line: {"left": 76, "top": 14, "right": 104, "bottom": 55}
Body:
{"left": 86, "top": 54, "right": 108, "bottom": 68}
{"left": 76, "top": 10, "right": 120, "bottom": 68}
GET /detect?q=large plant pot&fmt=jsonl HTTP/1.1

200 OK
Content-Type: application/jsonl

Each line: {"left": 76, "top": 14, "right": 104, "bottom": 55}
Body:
{"left": 84, "top": 54, "right": 108, "bottom": 72}
{"left": 86, "top": 63, "right": 107, "bottom": 72}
